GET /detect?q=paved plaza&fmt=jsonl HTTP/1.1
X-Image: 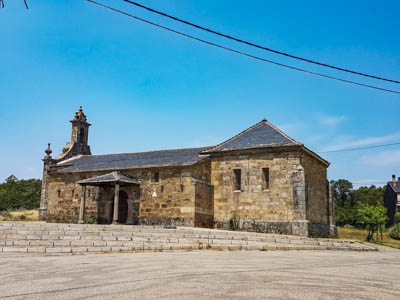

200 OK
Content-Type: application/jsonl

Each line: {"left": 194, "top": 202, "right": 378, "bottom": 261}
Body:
{"left": 1, "top": 246, "right": 399, "bottom": 299}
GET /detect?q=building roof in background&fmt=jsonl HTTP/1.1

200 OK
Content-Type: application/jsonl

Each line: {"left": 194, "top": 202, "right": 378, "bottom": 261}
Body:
{"left": 388, "top": 181, "right": 400, "bottom": 193}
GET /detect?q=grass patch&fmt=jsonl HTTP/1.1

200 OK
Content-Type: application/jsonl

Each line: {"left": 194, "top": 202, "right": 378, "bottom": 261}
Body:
{"left": 338, "top": 227, "right": 400, "bottom": 249}
{"left": 0, "top": 209, "right": 38, "bottom": 221}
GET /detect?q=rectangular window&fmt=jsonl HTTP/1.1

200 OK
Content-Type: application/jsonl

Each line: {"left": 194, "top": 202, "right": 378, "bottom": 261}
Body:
{"left": 233, "top": 169, "right": 241, "bottom": 191}
{"left": 262, "top": 168, "right": 270, "bottom": 190}
{"left": 153, "top": 171, "right": 159, "bottom": 183}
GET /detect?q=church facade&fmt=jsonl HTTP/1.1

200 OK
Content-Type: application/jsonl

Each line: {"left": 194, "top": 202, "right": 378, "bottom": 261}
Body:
{"left": 39, "top": 108, "right": 336, "bottom": 237}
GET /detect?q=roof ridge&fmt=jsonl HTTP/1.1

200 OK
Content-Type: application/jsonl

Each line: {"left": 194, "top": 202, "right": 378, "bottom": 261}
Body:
{"left": 265, "top": 121, "right": 301, "bottom": 145}
{"left": 112, "top": 171, "right": 120, "bottom": 181}
{"left": 202, "top": 119, "right": 300, "bottom": 153}
{"left": 203, "top": 120, "right": 265, "bottom": 153}
{"left": 56, "top": 155, "right": 83, "bottom": 165}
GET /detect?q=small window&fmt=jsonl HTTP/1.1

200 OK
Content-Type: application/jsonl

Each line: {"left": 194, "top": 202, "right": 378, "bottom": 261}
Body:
{"left": 79, "top": 127, "right": 85, "bottom": 143}
{"left": 153, "top": 171, "right": 159, "bottom": 183}
{"left": 262, "top": 168, "right": 270, "bottom": 190}
{"left": 180, "top": 184, "right": 184, "bottom": 193}
{"left": 233, "top": 169, "right": 241, "bottom": 191}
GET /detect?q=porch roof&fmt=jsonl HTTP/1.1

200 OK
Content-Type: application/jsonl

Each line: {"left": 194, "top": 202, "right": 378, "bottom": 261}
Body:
{"left": 78, "top": 171, "right": 139, "bottom": 186}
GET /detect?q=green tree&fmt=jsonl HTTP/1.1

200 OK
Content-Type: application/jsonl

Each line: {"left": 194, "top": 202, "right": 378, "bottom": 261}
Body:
{"left": 331, "top": 179, "right": 353, "bottom": 208}
{"left": 332, "top": 179, "right": 386, "bottom": 227}
{"left": 352, "top": 185, "right": 385, "bottom": 207}
{"left": 0, "top": 175, "right": 41, "bottom": 211}
{"left": 356, "top": 205, "right": 387, "bottom": 241}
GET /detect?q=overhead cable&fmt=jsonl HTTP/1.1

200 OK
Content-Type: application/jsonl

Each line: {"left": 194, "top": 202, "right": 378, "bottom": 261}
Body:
{"left": 123, "top": 0, "right": 400, "bottom": 84}
{"left": 318, "top": 142, "right": 400, "bottom": 153}
{"left": 87, "top": 1, "right": 400, "bottom": 95}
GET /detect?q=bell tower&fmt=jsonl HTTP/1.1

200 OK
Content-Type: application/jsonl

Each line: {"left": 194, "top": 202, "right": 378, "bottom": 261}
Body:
{"left": 71, "top": 106, "right": 91, "bottom": 147}
{"left": 55, "top": 106, "right": 91, "bottom": 161}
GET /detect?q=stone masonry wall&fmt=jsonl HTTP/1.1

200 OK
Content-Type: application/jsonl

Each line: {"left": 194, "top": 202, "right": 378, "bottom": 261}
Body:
{"left": 128, "top": 167, "right": 196, "bottom": 227}
{"left": 301, "top": 152, "right": 330, "bottom": 236}
{"left": 46, "top": 172, "right": 103, "bottom": 223}
{"left": 211, "top": 150, "right": 309, "bottom": 235}
{"left": 45, "top": 162, "right": 212, "bottom": 227}
{"left": 194, "top": 180, "right": 214, "bottom": 228}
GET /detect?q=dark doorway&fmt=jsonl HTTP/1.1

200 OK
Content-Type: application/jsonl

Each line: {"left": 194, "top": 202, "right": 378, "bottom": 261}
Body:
{"left": 118, "top": 190, "right": 128, "bottom": 224}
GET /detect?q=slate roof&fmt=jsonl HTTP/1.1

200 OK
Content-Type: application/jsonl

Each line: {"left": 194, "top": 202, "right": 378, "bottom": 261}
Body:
{"left": 54, "top": 119, "right": 329, "bottom": 173}
{"left": 388, "top": 181, "right": 400, "bottom": 193}
{"left": 202, "top": 118, "right": 300, "bottom": 153}
{"left": 78, "top": 171, "right": 139, "bottom": 186}
{"left": 56, "top": 146, "right": 210, "bottom": 173}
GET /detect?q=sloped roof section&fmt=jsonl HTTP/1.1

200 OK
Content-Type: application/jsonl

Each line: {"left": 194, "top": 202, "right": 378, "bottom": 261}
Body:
{"left": 202, "top": 118, "right": 300, "bottom": 153}
{"left": 388, "top": 181, "right": 400, "bottom": 193}
{"left": 56, "top": 146, "right": 210, "bottom": 173}
{"left": 78, "top": 171, "right": 139, "bottom": 186}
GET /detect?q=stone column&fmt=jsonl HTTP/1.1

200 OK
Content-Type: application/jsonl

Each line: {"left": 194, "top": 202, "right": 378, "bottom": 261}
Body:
{"left": 39, "top": 143, "right": 53, "bottom": 221}
{"left": 328, "top": 182, "right": 338, "bottom": 237}
{"left": 126, "top": 197, "right": 134, "bottom": 225}
{"left": 291, "top": 169, "right": 310, "bottom": 236}
{"left": 78, "top": 185, "right": 87, "bottom": 224}
{"left": 112, "top": 183, "right": 120, "bottom": 224}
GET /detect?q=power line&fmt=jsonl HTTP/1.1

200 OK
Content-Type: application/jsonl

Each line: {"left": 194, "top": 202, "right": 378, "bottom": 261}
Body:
{"left": 351, "top": 182, "right": 387, "bottom": 185}
{"left": 123, "top": 0, "right": 400, "bottom": 85}
{"left": 87, "top": 0, "right": 400, "bottom": 95}
{"left": 318, "top": 142, "right": 400, "bottom": 153}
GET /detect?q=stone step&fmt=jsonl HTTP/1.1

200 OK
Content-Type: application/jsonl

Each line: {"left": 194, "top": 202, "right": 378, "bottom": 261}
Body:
{"left": 0, "top": 232, "right": 356, "bottom": 247}
{"left": 0, "top": 222, "right": 375, "bottom": 253}
{"left": 0, "top": 227, "right": 349, "bottom": 244}
{"left": 0, "top": 242, "right": 371, "bottom": 253}
{"left": 0, "top": 222, "right": 310, "bottom": 238}
{"left": 0, "top": 237, "right": 327, "bottom": 247}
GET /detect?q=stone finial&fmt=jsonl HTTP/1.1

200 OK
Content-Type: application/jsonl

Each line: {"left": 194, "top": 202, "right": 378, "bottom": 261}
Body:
{"left": 72, "top": 106, "right": 88, "bottom": 123}
{"left": 44, "top": 143, "right": 52, "bottom": 160}
{"left": 262, "top": 117, "right": 267, "bottom": 122}
{"left": 45, "top": 143, "right": 52, "bottom": 156}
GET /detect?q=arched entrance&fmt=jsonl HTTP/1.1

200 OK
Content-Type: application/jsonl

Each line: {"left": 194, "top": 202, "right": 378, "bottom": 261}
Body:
{"left": 117, "top": 190, "right": 128, "bottom": 224}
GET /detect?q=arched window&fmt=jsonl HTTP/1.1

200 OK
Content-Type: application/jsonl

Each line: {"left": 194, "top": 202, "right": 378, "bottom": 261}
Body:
{"left": 79, "top": 127, "right": 85, "bottom": 143}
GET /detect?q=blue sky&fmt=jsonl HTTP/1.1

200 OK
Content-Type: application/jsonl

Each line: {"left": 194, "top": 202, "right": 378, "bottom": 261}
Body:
{"left": 1, "top": 0, "right": 399, "bottom": 186}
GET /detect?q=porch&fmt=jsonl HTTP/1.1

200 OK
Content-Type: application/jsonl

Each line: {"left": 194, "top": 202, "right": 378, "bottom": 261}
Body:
{"left": 78, "top": 171, "right": 140, "bottom": 225}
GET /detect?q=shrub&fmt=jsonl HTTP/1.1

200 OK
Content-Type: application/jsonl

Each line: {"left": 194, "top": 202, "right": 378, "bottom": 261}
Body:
{"left": 85, "top": 216, "right": 97, "bottom": 224}
{"left": 228, "top": 215, "right": 240, "bottom": 231}
{"left": 389, "top": 223, "right": 400, "bottom": 240}
{"left": 19, "top": 215, "right": 26, "bottom": 220}
{"left": 394, "top": 213, "right": 400, "bottom": 225}
{"left": 0, "top": 210, "right": 11, "bottom": 217}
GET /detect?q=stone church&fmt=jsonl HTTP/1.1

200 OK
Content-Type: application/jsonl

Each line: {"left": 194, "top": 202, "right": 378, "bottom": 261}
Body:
{"left": 39, "top": 107, "right": 336, "bottom": 237}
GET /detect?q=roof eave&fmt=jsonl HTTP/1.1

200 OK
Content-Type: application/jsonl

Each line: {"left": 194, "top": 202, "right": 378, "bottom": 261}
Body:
{"left": 302, "top": 146, "right": 330, "bottom": 167}
{"left": 200, "top": 143, "right": 302, "bottom": 155}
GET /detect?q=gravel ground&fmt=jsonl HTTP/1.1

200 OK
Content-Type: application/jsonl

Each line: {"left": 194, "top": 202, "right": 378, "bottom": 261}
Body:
{"left": 1, "top": 247, "right": 399, "bottom": 299}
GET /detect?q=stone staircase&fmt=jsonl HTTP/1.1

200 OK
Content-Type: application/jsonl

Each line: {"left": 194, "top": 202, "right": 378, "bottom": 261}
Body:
{"left": 0, "top": 222, "right": 375, "bottom": 254}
